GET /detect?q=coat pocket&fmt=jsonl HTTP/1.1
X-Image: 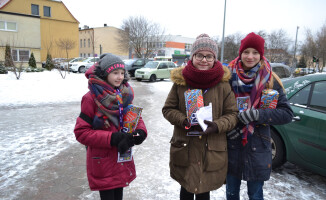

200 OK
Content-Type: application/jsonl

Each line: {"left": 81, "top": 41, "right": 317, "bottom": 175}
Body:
{"left": 204, "top": 142, "right": 227, "bottom": 172}
{"left": 170, "top": 138, "right": 189, "bottom": 167}
{"left": 91, "top": 157, "right": 116, "bottom": 178}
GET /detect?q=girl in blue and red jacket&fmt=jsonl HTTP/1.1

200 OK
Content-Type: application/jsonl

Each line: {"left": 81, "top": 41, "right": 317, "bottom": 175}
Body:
{"left": 74, "top": 53, "right": 147, "bottom": 200}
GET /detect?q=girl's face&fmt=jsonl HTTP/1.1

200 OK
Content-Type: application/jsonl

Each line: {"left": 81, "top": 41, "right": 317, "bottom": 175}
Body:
{"left": 107, "top": 69, "right": 125, "bottom": 87}
{"left": 192, "top": 50, "right": 215, "bottom": 70}
{"left": 241, "top": 48, "right": 261, "bottom": 70}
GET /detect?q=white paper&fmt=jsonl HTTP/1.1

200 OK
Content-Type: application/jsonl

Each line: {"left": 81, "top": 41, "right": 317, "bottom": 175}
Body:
{"left": 196, "top": 102, "right": 213, "bottom": 131}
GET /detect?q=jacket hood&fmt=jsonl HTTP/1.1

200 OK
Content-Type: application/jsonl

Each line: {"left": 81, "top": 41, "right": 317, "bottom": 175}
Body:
{"left": 170, "top": 65, "right": 231, "bottom": 86}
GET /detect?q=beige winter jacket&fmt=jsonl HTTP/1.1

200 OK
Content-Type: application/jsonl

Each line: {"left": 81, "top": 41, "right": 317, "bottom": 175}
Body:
{"left": 162, "top": 66, "right": 238, "bottom": 194}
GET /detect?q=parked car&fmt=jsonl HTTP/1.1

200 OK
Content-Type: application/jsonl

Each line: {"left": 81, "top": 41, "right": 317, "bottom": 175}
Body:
{"left": 123, "top": 58, "right": 151, "bottom": 77}
{"left": 271, "top": 63, "right": 292, "bottom": 79}
{"left": 271, "top": 73, "right": 326, "bottom": 176}
{"left": 134, "top": 61, "right": 177, "bottom": 82}
{"left": 69, "top": 57, "right": 99, "bottom": 73}
{"left": 59, "top": 57, "right": 84, "bottom": 70}
{"left": 300, "top": 68, "right": 309, "bottom": 76}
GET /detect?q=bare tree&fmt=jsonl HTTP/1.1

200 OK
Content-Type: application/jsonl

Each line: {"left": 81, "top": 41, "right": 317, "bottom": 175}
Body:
{"left": 56, "top": 38, "right": 76, "bottom": 78}
{"left": 117, "top": 16, "right": 165, "bottom": 58}
{"left": 316, "top": 23, "right": 326, "bottom": 71}
{"left": 300, "top": 29, "right": 318, "bottom": 70}
{"left": 222, "top": 32, "right": 243, "bottom": 62}
{"left": 266, "top": 29, "right": 291, "bottom": 63}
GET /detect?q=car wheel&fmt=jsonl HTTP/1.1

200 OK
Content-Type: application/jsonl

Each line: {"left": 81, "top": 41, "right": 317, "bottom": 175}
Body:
{"left": 149, "top": 74, "right": 156, "bottom": 82}
{"left": 136, "top": 78, "right": 142, "bottom": 81}
{"left": 79, "top": 66, "right": 86, "bottom": 73}
{"left": 160, "top": 78, "right": 164, "bottom": 81}
{"left": 271, "top": 129, "right": 286, "bottom": 169}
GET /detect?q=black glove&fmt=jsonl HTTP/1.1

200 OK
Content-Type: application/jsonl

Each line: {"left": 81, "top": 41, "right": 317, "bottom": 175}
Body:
{"left": 200, "top": 120, "right": 218, "bottom": 135}
{"left": 110, "top": 132, "right": 124, "bottom": 146}
{"left": 238, "top": 109, "right": 259, "bottom": 125}
{"left": 117, "top": 134, "right": 134, "bottom": 154}
{"left": 182, "top": 119, "right": 191, "bottom": 130}
{"left": 132, "top": 129, "right": 147, "bottom": 145}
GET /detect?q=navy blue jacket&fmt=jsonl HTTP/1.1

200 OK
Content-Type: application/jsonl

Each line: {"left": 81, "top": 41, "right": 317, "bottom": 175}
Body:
{"left": 227, "top": 79, "right": 293, "bottom": 181}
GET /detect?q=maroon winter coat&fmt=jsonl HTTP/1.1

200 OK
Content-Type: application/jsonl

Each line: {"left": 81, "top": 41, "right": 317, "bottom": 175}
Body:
{"left": 74, "top": 91, "right": 147, "bottom": 191}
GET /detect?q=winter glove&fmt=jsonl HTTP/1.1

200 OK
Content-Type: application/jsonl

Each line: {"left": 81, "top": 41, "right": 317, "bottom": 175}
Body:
{"left": 110, "top": 132, "right": 124, "bottom": 146}
{"left": 238, "top": 109, "right": 259, "bottom": 125}
{"left": 182, "top": 119, "right": 191, "bottom": 130}
{"left": 132, "top": 129, "right": 147, "bottom": 145}
{"left": 117, "top": 134, "right": 134, "bottom": 154}
{"left": 200, "top": 120, "right": 218, "bottom": 135}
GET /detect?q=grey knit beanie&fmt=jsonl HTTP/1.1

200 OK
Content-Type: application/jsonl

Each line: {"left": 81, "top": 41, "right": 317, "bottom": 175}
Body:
{"left": 98, "top": 53, "right": 125, "bottom": 77}
{"left": 190, "top": 33, "right": 218, "bottom": 61}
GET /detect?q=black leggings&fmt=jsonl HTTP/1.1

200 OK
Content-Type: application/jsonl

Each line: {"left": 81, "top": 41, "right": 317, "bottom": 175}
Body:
{"left": 99, "top": 187, "right": 123, "bottom": 200}
{"left": 180, "top": 186, "right": 210, "bottom": 200}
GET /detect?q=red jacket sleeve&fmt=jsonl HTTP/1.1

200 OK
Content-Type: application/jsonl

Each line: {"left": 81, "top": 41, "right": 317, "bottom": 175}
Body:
{"left": 74, "top": 92, "right": 115, "bottom": 148}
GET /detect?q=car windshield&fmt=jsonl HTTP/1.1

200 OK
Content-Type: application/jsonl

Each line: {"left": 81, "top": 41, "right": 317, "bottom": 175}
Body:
{"left": 144, "top": 61, "right": 159, "bottom": 69}
{"left": 123, "top": 59, "right": 136, "bottom": 65}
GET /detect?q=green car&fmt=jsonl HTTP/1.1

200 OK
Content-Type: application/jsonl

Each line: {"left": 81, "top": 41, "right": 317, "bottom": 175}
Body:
{"left": 135, "top": 61, "right": 177, "bottom": 82}
{"left": 271, "top": 73, "right": 326, "bottom": 176}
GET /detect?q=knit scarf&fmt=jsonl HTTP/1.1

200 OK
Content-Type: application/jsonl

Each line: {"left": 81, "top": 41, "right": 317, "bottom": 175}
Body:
{"left": 228, "top": 56, "right": 271, "bottom": 146}
{"left": 88, "top": 74, "right": 134, "bottom": 129}
{"left": 182, "top": 60, "right": 224, "bottom": 89}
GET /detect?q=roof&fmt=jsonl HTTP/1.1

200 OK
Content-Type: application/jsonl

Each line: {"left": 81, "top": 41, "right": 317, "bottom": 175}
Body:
{"left": 0, "top": 0, "right": 11, "bottom": 8}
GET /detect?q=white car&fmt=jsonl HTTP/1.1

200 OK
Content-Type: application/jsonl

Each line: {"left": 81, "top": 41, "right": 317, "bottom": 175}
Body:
{"left": 59, "top": 57, "right": 84, "bottom": 70}
{"left": 69, "top": 57, "right": 99, "bottom": 73}
{"left": 135, "top": 61, "right": 177, "bottom": 82}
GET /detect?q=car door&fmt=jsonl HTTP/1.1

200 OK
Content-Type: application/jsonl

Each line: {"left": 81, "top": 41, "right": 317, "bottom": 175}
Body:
{"left": 157, "top": 62, "right": 169, "bottom": 78}
{"left": 286, "top": 81, "right": 326, "bottom": 169}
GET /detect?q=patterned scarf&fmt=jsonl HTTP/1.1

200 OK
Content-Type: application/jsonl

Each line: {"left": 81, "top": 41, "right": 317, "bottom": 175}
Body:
{"left": 88, "top": 74, "right": 134, "bottom": 129}
{"left": 228, "top": 56, "right": 271, "bottom": 145}
{"left": 182, "top": 60, "right": 224, "bottom": 89}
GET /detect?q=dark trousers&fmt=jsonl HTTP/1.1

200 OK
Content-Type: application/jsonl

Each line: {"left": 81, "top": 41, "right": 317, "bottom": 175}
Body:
{"left": 180, "top": 186, "right": 210, "bottom": 200}
{"left": 99, "top": 187, "right": 123, "bottom": 200}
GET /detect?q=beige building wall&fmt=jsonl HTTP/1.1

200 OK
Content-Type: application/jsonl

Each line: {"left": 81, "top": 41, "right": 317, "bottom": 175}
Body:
{"left": 0, "top": 12, "right": 41, "bottom": 67}
{"left": 1, "top": 0, "right": 80, "bottom": 62}
{"left": 79, "top": 26, "right": 128, "bottom": 59}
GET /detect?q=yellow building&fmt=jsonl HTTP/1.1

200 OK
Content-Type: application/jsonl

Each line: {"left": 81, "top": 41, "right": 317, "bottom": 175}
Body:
{"left": 0, "top": 0, "right": 79, "bottom": 67}
{"left": 79, "top": 25, "right": 128, "bottom": 59}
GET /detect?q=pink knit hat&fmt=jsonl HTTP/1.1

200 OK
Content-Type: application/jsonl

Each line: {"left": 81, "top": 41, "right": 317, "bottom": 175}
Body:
{"left": 239, "top": 32, "right": 265, "bottom": 58}
{"left": 191, "top": 33, "right": 218, "bottom": 61}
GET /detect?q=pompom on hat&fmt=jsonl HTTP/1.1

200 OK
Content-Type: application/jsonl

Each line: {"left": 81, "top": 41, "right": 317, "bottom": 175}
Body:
{"left": 191, "top": 33, "right": 218, "bottom": 61}
{"left": 239, "top": 32, "right": 265, "bottom": 58}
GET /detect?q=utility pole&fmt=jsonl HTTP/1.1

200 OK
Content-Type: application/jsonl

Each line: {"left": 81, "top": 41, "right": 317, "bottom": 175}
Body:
{"left": 220, "top": 0, "right": 227, "bottom": 64}
{"left": 292, "top": 26, "right": 299, "bottom": 73}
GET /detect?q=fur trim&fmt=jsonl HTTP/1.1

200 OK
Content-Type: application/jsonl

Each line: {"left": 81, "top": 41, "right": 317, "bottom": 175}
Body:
{"left": 170, "top": 65, "right": 231, "bottom": 86}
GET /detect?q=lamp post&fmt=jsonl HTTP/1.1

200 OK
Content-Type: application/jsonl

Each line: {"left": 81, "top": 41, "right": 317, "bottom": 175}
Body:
{"left": 292, "top": 26, "right": 299, "bottom": 72}
{"left": 220, "top": 0, "right": 227, "bottom": 64}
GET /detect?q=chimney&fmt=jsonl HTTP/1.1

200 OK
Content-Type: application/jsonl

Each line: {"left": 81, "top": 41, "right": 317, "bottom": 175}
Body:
{"left": 104, "top": 24, "right": 107, "bottom": 27}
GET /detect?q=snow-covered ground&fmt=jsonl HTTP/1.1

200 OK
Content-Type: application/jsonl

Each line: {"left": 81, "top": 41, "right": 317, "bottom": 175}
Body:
{"left": 0, "top": 71, "right": 325, "bottom": 200}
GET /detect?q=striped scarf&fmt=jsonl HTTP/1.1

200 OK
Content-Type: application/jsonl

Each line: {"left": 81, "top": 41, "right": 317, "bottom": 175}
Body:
{"left": 88, "top": 74, "right": 134, "bottom": 129}
{"left": 228, "top": 56, "right": 271, "bottom": 145}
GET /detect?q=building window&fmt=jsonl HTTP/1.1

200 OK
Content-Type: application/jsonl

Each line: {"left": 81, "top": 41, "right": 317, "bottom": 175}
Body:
{"left": 84, "top": 39, "right": 86, "bottom": 48}
{"left": 12, "top": 49, "right": 30, "bottom": 62}
{"left": 80, "top": 39, "right": 82, "bottom": 48}
{"left": 0, "top": 21, "right": 17, "bottom": 31}
{"left": 88, "top": 39, "right": 90, "bottom": 47}
{"left": 88, "top": 53, "right": 90, "bottom": 57}
{"left": 31, "top": 4, "right": 39, "bottom": 16}
{"left": 43, "top": 6, "right": 51, "bottom": 17}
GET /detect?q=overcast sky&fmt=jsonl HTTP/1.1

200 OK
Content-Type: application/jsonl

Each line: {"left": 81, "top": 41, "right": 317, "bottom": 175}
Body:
{"left": 63, "top": 0, "right": 326, "bottom": 43}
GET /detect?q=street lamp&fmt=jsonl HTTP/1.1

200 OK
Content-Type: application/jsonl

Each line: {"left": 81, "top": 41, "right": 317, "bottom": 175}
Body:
{"left": 220, "top": 0, "right": 227, "bottom": 64}
{"left": 292, "top": 26, "right": 299, "bottom": 72}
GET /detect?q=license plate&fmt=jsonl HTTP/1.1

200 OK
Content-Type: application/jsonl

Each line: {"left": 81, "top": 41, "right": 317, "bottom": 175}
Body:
{"left": 135, "top": 74, "right": 142, "bottom": 78}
